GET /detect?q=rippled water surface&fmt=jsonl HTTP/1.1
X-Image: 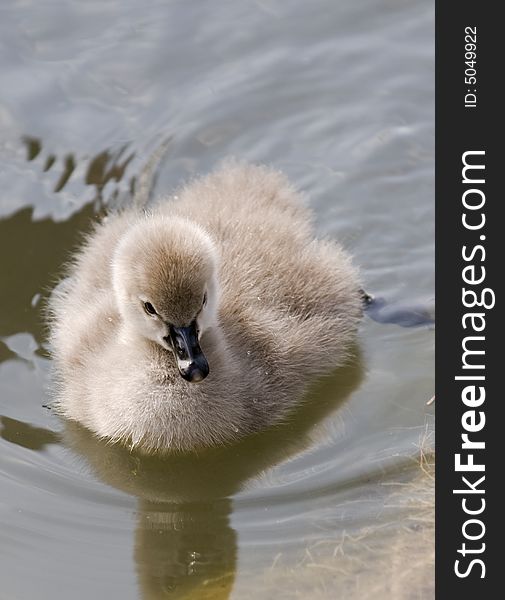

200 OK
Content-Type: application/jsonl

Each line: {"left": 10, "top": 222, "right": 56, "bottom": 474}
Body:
{"left": 0, "top": 1, "right": 434, "bottom": 598}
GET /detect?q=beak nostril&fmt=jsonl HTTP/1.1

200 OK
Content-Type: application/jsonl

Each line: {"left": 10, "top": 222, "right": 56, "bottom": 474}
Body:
{"left": 175, "top": 340, "right": 187, "bottom": 359}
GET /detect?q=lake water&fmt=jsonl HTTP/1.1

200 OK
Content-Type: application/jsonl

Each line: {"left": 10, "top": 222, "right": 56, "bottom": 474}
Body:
{"left": 0, "top": 0, "right": 434, "bottom": 598}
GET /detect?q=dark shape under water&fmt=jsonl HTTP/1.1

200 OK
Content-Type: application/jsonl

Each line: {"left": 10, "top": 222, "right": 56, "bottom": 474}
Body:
{"left": 364, "top": 295, "right": 435, "bottom": 328}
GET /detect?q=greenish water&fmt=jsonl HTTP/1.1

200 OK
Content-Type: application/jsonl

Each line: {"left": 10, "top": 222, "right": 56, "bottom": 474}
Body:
{"left": 0, "top": 1, "right": 434, "bottom": 598}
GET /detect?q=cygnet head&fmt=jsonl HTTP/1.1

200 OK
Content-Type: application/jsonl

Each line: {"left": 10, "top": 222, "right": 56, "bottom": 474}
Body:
{"left": 112, "top": 216, "right": 219, "bottom": 383}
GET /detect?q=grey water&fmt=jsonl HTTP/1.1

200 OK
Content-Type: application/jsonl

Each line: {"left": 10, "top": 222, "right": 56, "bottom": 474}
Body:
{"left": 0, "top": 1, "right": 434, "bottom": 598}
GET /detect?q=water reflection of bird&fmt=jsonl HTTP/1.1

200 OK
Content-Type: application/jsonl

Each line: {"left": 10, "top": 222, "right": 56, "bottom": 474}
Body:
{"left": 48, "top": 162, "right": 363, "bottom": 453}
{"left": 1, "top": 354, "right": 363, "bottom": 600}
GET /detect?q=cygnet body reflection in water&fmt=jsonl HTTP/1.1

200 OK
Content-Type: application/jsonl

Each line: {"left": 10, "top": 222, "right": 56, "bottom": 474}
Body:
{"left": 67, "top": 358, "right": 364, "bottom": 600}
{"left": 48, "top": 162, "right": 363, "bottom": 452}
{"left": 1, "top": 356, "right": 363, "bottom": 600}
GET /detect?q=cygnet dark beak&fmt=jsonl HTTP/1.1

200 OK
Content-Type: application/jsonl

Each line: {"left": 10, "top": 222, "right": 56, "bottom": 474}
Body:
{"left": 167, "top": 322, "right": 209, "bottom": 383}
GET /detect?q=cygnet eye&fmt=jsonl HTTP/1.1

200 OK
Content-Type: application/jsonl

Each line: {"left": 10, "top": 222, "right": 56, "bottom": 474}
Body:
{"left": 202, "top": 292, "right": 207, "bottom": 307}
{"left": 143, "top": 301, "right": 157, "bottom": 316}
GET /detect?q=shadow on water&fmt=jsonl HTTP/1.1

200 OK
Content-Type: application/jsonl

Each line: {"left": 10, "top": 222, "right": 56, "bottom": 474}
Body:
{"left": 0, "top": 203, "right": 97, "bottom": 348}
{"left": 22, "top": 136, "right": 136, "bottom": 199}
{"left": 0, "top": 135, "right": 144, "bottom": 352}
{"left": 1, "top": 352, "right": 364, "bottom": 600}
{"left": 0, "top": 416, "right": 60, "bottom": 450}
